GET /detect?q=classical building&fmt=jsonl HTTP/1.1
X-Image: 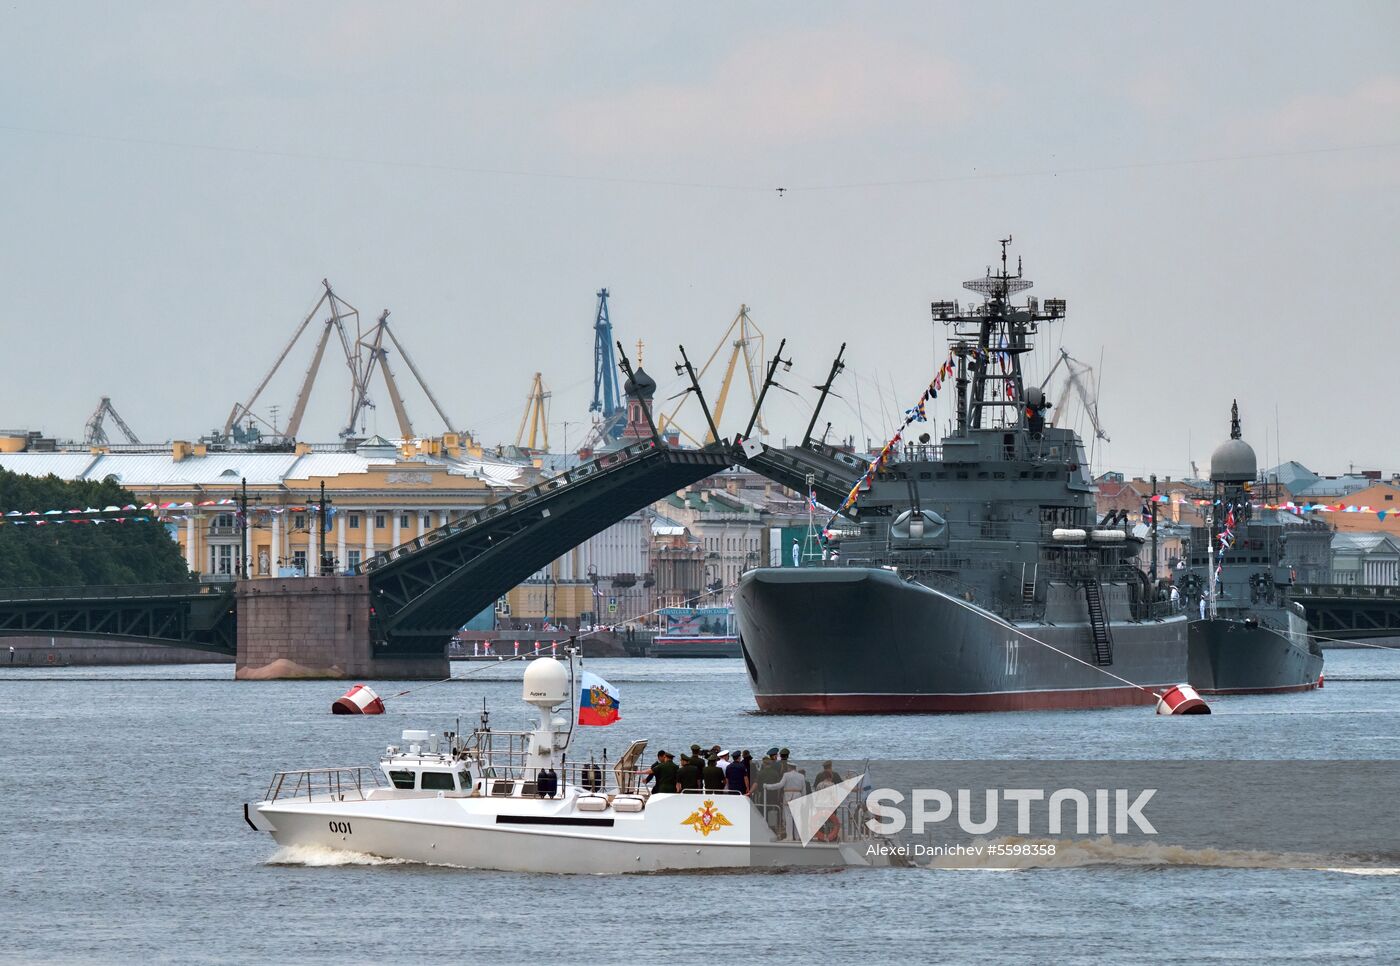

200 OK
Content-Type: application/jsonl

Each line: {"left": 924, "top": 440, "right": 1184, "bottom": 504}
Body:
{"left": 0, "top": 434, "right": 525, "bottom": 579}
{"left": 1330, "top": 533, "right": 1400, "bottom": 586}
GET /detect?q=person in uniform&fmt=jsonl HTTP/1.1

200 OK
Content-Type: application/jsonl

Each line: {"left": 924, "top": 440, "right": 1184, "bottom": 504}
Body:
{"left": 676, "top": 754, "right": 702, "bottom": 792}
{"left": 724, "top": 751, "right": 749, "bottom": 795}
{"left": 645, "top": 750, "right": 678, "bottom": 794}
{"left": 763, "top": 763, "right": 808, "bottom": 840}
{"left": 703, "top": 756, "right": 726, "bottom": 792}
{"left": 814, "top": 760, "right": 842, "bottom": 789}
{"left": 755, "top": 749, "right": 782, "bottom": 825}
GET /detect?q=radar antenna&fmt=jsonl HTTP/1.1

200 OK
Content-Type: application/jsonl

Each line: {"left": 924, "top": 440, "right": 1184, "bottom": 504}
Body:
{"left": 930, "top": 239, "right": 1065, "bottom": 433}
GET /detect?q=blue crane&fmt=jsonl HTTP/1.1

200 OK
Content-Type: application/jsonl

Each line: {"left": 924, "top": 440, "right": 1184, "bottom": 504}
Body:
{"left": 589, "top": 288, "right": 624, "bottom": 441}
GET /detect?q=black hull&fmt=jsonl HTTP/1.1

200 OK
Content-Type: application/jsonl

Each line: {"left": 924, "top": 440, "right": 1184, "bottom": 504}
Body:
{"left": 1187, "top": 618, "right": 1323, "bottom": 694}
{"left": 735, "top": 567, "right": 1189, "bottom": 713}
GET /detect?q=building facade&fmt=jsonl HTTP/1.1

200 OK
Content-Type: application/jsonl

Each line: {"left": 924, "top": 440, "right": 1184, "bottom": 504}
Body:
{"left": 0, "top": 434, "right": 525, "bottom": 579}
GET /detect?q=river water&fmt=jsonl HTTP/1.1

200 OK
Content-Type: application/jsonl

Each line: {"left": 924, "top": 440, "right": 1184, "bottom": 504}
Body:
{"left": 4, "top": 650, "right": 1399, "bottom": 964}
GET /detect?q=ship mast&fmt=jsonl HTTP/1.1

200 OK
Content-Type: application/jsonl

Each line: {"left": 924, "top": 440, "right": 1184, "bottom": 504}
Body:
{"left": 930, "top": 237, "right": 1065, "bottom": 434}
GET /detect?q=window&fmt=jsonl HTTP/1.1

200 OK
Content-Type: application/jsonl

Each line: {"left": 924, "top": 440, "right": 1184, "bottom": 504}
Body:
{"left": 292, "top": 550, "right": 307, "bottom": 573}
{"left": 421, "top": 514, "right": 430, "bottom": 529}
{"left": 211, "top": 544, "right": 235, "bottom": 575}
{"left": 348, "top": 550, "right": 362, "bottom": 569}
{"left": 400, "top": 513, "right": 410, "bottom": 528}
{"left": 421, "top": 772, "right": 455, "bottom": 791}
{"left": 348, "top": 514, "right": 360, "bottom": 529}
{"left": 293, "top": 513, "right": 306, "bottom": 530}
{"left": 214, "top": 513, "right": 235, "bottom": 528}
{"left": 375, "top": 514, "right": 386, "bottom": 529}
{"left": 388, "top": 770, "right": 416, "bottom": 789}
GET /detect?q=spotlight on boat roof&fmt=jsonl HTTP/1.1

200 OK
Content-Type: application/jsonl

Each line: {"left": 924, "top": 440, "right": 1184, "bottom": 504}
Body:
{"left": 1044, "top": 298, "right": 1067, "bottom": 317}
{"left": 930, "top": 300, "right": 959, "bottom": 319}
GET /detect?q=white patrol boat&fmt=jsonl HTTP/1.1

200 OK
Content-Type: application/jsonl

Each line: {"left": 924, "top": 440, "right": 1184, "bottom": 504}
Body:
{"left": 245, "top": 655, "right": 884, "bottom": 873}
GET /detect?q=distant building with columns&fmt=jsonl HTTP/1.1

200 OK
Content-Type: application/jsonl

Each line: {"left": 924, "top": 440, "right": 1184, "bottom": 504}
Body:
{"left": 0, "top": 434, "right": 526, "bottom": 579}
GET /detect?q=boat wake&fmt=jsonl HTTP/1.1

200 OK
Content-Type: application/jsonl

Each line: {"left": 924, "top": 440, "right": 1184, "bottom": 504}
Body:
{"left": 920, "top": 836, "right": 1400, "bottom": 873}
{"left": 265, "top": 844, "right": 414, "bottom": 868}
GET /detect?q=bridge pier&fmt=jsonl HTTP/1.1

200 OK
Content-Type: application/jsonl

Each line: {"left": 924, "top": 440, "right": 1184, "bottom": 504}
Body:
{"left": 235, "top": 577, "right": 447, "bottom": 680}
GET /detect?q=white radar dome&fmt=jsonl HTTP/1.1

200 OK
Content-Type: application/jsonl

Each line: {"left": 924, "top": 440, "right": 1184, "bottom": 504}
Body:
{"left": 523, "top": 657, "right": 569, "bottom": 707}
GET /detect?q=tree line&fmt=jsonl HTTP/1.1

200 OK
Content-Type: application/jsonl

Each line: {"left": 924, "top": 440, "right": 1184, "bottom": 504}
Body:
{"left": 0, "top": 468, "right": 194, "bottom": 588}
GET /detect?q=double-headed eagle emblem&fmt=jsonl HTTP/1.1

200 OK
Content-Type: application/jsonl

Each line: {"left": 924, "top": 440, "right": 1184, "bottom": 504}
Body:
{"left": 681, "top": 799, "right": 733, "bottom": 837}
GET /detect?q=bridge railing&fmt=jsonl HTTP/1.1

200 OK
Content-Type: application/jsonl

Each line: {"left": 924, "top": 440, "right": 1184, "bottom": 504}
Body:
{"left": 354, "top": 440, "right": 666, "bottom": 575}
{"left": 0, "top": 581, "right": 218, "bottom": 603}
{"left": 1290, "top": 583, "right": 1400, "bottom": 599}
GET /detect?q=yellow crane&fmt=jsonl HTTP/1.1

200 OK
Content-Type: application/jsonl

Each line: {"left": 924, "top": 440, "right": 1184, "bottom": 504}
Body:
{"left": 658, "top": 305, "right": 766, "bottom": 446}
{"left": 516, "top": 372, "right": 551, "bottom": 452}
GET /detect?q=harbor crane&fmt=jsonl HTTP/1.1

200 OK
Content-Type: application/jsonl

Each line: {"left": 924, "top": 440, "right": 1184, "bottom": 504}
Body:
{"left": 659, "top": 304, "right": 768, "bottom": 446}
{"left": 581, "top": 288, "right": 625, "bottom": 450}
{"left": 83, "top": 397, "right": 140, "bottom": 447}
{"left": 1039, "top": 347, "right": 1110, "bottom": 442}
{"left": 223, "top": 281, "right": 459, "bottom": 443}
{"left": 515, "top": 372, "right": 551, "bottom": 452}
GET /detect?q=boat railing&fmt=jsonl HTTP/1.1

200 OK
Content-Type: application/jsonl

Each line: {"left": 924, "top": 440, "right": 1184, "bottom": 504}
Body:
{"left": 749, "top": 794, "right": 875, "bottom": 843}
{"left": 263, "top": 766, "right": 386, "bottom": 803}
{"left": 460, "top": 730, "right": 655, "bottom": 794}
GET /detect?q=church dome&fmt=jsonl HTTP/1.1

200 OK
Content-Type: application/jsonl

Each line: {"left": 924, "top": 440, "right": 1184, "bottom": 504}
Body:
{"left": 624, "top": 367, "right": 656, "bottom": 400}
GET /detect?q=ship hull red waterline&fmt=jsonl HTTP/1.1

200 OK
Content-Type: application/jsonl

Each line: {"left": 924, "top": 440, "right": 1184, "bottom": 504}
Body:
{"left": 1196, "top": 682, "right": 1318, "bottom": 696}
{"left": 755, "top": 684, "right": 1171, "bottom": 714}
{"left": 736, "top": 567, "right": 1190, "bottom": 716}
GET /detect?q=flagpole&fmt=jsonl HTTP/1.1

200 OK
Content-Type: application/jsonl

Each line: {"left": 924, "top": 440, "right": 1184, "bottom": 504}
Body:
{"left": 564, "top": 635, "right": 578, "bottom": 751}
{"left": 1207, "top": 506, "right": 1218, "bottom": 620}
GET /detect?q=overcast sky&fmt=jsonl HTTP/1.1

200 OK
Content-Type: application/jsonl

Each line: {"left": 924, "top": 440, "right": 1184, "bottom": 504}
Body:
{"left": 2, "top": 2, "right": 1396, "bottom": 478}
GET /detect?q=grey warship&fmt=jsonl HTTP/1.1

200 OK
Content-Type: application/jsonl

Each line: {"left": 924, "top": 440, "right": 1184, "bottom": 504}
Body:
{"left": 735, "top": 242, "right": 1189, "bottom": 712}
{"left": 1176, "top": 403, "right": 1324, "bottom": 694}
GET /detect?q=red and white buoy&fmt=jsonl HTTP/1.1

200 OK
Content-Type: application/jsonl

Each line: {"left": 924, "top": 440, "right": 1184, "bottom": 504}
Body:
{"left": 1317, "top": 673, "right": 1325, "bottom": 689}
{"left": 1155, "top": 683, "right": 1211, "bottom": 715}
{"left": 331, "top": 684, "right": 385, "bottom": 715}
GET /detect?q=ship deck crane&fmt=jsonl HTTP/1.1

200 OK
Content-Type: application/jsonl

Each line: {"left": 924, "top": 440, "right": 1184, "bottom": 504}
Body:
{"left": 83, "top": 397, "right": 140, "bottom": 447}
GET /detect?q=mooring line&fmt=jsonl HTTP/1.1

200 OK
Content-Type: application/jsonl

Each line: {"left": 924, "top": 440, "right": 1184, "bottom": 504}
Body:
{"left": 939, "top": 591, "right": 1166, "bottom": 698}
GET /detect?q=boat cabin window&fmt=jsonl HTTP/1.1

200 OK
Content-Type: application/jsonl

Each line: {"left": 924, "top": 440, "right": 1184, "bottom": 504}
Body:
{"left": 388, "top": 770, "right": 416, "bottom": 790}
{"left": 421, "top": 771, "right": 455, "bottom": 791}
{"left": 490, "top": 780, "right": 517, "bottom": 797}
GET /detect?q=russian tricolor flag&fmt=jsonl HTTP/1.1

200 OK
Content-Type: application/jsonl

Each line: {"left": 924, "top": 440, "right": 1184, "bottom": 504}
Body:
{"left": 577, "top": 671, "right": 620, "bottom": 726}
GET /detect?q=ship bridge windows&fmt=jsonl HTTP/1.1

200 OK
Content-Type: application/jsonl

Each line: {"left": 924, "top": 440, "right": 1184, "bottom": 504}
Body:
{"left": 420, "top": 771, "right": 456, "bottom": 791}
{"left": 388, "top": 770, "right": 416, "bottom": 789}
